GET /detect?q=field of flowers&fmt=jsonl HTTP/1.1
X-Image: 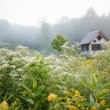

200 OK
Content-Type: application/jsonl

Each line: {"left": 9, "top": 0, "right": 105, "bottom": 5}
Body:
{"left": 0, "top": 44, "right": 110, "bottom": 110}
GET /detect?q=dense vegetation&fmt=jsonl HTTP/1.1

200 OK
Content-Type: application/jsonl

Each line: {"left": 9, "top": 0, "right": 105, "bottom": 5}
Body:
{"left": 0, "top": 43, "right": 110, "bottom": 110}
{"left": 0, "top": 7, "right": 110, "bottom": 53}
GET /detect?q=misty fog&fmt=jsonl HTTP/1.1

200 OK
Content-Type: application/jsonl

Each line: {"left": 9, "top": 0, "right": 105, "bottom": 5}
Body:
{"left": 0, "top": 7, "right": 110, "bottom": 53}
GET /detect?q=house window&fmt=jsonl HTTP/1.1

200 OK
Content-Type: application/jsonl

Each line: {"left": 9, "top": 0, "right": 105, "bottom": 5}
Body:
{"left": 92, "top": 44, "right": 102, "bottom": 50}
{"left": 81, "top": 45, "right": 89, "bottom": 51}
{"left": 97, "top": 36, "right": 102, "bottom": 40}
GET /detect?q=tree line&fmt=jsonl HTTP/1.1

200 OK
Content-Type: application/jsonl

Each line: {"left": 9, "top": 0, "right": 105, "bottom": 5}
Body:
{"left": 0, "top": 7, "right": 110, "bottom": 53}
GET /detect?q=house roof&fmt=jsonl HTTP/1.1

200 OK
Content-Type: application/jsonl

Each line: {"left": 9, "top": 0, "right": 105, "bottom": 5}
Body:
{"left": 80, "top": 30, "right": 108, "bottom": 45}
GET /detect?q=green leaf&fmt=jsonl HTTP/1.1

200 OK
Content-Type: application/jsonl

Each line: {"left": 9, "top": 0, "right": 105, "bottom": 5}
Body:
{"left": 20, "top": 83, "right": 32, "bottom": 93}
{"left": 32, "top": 77, "right": 37, "bottom": 90}
{"left": 91, "top": 75, "right": 98, "bottom": 88}
{"left": 20, "top": 96, "right": 34, "bottom": 104}
{"left": 102, "top": 81, "right": 110, "bottom": 88}
{"left": 80, "top": 79, "right": 95, "bottom": 91}
{"left": 90, "top": 94, "right": 95, "bottom": 105}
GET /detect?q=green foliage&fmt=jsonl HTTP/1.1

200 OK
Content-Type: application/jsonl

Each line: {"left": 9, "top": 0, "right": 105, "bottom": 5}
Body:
{"left": 51, "top": 34, "right": 67, "bottom": 51}
{"left": 1, "top": 43, "right": 110, "bottom": 110}
{"left": 0, "top": 47, "right": 28, "bottom": 102}
{"left": 0, "top": 46, "right": 51, "bottom": 110}
{"left": 19, "top": 55, "right": 50, "bottom": 110}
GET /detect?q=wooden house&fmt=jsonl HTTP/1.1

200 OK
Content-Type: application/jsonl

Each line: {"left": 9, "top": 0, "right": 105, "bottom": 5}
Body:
{"left": 80, "top": 30, "right": 109, "bottom": 55}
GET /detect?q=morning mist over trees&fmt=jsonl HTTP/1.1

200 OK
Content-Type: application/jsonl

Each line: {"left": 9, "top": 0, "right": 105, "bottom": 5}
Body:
{"left": 0, "top": 7, "right": 110, "bottom": 53}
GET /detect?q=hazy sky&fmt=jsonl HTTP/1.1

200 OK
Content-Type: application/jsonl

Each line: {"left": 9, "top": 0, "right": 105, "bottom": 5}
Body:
{"left": 0, "top": 0, "right": 110, "bottom": 26}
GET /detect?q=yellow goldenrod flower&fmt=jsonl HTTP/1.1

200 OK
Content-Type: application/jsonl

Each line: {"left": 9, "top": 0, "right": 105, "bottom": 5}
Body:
{"left": 68, "top": 105, "right": 77, "bottom": 110}
{"left": 91, "top": 106, "right": 97, "bottom": 110}
{"left": 0, "top": 100, "right": 9, "bottom": 110}
{"left": 74, "top": 90, "right": 80, "bottom": 96}
{"left": 99, "top": 99, "right": 106, "bottom": 106}
{"left": 47, "top": 93, "right": 57, "bottom": 101}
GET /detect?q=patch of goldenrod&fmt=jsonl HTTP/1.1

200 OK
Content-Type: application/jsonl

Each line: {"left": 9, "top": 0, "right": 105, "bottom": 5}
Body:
{"left": 99, "top": 99, "right": 106, "bottom": 106}
{"left": 0, "top": 101, "right": 9, "bottom": 110}
{"left": 47, "top": 93, "right": 57, "bottom": 101}
{"left": 91, "top": 106, "right": 97, "bottom": 110}
{"left": 74, "top": 90, "right": 80, "bottom": 96}
{"left": 67, "top": 105, "right": 77, "bottom": 110}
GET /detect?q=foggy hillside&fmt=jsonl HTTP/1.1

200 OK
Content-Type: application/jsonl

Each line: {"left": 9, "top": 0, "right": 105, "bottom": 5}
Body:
{"left": 0, "top": 7, "right": 110, "bottom": 52}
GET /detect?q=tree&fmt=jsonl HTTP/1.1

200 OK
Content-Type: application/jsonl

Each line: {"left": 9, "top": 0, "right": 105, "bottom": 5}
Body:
{"left": 85, "top": 7, "right": 97, "bottom": 17}
{"left": 51, "top": 34, "right": 67, "bottom": 51}
{"left": 39, "top": 21, "right": 52, "bottom": 54}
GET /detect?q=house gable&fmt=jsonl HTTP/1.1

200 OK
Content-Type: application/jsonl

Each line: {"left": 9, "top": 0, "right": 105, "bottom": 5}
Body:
{"left": 90, "top": 35, "right": 107, "bottom": 44}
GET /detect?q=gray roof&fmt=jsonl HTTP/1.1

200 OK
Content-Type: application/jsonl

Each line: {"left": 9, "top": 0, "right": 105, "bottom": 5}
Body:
{"left": 80, "top": 30, "right": 107, "bottom": 45}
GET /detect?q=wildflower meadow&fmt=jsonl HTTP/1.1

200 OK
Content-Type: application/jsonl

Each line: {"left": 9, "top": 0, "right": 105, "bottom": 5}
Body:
{"left": 0, "top": 44, "right": 110, "bottom": 110}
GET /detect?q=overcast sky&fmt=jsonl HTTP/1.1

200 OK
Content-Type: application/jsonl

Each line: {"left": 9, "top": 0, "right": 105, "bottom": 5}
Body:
{"left": 0, "top": 0, "right": 110, "bottom": 26}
